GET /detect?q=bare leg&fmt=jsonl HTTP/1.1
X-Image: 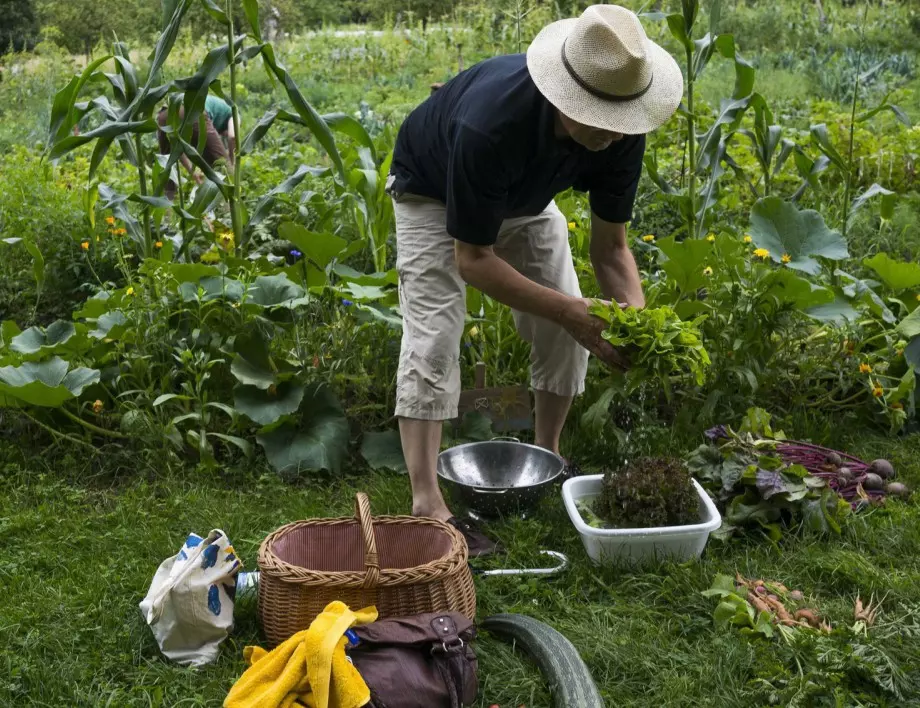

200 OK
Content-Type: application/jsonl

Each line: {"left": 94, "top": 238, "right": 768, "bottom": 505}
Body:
{"left": 399, "top": 417, "right": 452, "bottom": 521}
{"left": 533, "top": 389, "right": 574, "bottom": 455}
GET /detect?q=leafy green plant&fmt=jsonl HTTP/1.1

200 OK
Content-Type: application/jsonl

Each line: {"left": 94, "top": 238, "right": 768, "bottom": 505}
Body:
{"left": 588, "top": 301, "right": 710, "bottom": 397}
{"left": 686, "top": 409, "right": 850, "bottom": 540}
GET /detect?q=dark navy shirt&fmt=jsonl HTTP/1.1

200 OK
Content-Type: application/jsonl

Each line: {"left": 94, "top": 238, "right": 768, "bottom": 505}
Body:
{"left": 391, "top": 54, "right": 646, "bottom": 246}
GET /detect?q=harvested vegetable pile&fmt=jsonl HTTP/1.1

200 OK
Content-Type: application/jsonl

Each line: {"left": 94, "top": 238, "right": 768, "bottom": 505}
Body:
{"left": 702, "top": 573, "right": 830, "bottom": 639}
{"left": 774, "top": 441, "right": 907, "bottom": 506}
{"left": 702, "top": 573, "right": 882, "bottom": 639}
{"left": 584, "top": 457, "right": 699, "bottom": 529}
{"left": 706, "top": 410, "right": 910, "bottom": 507}
{"left": 587, "top": 301, "right": 710, "bottom": 398}
{"left": 688, "top": 409, "right": 850, "bottom": 540}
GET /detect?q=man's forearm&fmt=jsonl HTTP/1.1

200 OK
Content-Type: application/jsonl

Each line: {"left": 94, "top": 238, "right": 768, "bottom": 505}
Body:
{"left": 591, "top": 244, "right": 645, "bottom": 307}
{"left": 456, "top": 246, "right": 571, "bottom": 323}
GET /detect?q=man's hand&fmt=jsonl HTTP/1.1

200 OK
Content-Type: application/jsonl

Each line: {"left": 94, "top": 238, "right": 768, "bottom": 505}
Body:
{"left": 558, "top": 297, "right": 629, "bottom": 370}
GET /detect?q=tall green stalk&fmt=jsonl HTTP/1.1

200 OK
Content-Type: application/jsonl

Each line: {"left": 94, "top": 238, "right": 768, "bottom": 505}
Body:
{"left": 685, "top": 41, "right": 697, "bottom": 238}
{"left": 226, "top": 0, "right": 244, "bottom": 254}
{"left": 842, "top": 0, "right": 870, "bottom": 241}
{"left": 134, "top": 134, "right": 153, "bottom": 256}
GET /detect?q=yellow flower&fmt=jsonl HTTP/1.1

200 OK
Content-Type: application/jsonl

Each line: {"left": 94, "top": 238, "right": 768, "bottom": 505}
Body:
{"left": 859, "top": 363, "right": 872, "bottom": 374}
{"left": 217, "top": 231, "right": 235, "bottom": 251}
{"left": 706, "top": 234, "right": 716, "bottom": 243}
{"left": 753, "top": 248, "right": 770, "bottom": 260}
{"left": 567, "top": 221, "right": 576, "bottom": 231}
{"left": 112, "top": 227, "right": 127, "bottom": 236}
{"left": 703, "top": 266, "right": 713, "bottom": 277}
{"left": 916, "top": 294, "right": 920, "bottom": 302}
{"left": 231, "top": 302, "right": 240, "bottom": 309}
{"left": 92, "top": 399, "right": 103, "bottom": 414}
{"left": 105, "top": 216, "right": 116, "bottom": 226}
{"left": 80, "top": 241, "right": 90, "bottom": 250}
{"left": 642, "top": 234, "right": 656, "bottom": 243}
{"left": 781, "top": 253, "right": 791, "bottom": 264}
{"left": 743, "top": 235, "right": 753, "bottom": 244}
{"left": 155, "top": 241, "right": 163, "bottom": 249}
{"left": 126, "top": 287, "right": 135, "bottom": 297}
{"left": 469, "top": 326, "right": 479, "bottom": 338}
{"left": 872, "top": 383, "right": 884, "bottom": 398}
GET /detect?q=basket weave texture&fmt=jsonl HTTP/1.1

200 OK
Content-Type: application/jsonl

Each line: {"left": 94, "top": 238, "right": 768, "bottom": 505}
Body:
{"left": 257, "top": 493, "right": 476, "bottom": 645}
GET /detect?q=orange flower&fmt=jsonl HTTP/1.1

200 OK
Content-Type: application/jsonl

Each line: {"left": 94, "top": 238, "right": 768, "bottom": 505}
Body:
{"left": 105, "top": 216, "right": 116, "bottom": 225}
{"left": 859, "top": 363, "right": 872, "bottom": 374}
{"left": 80, "top": 241, "right": 90, "bottom": 250}
{"left": 154, "top": 241, "right": 163, "bottom": 249}
{"left": 872, "top": 383, "right": 884, "bottom": 398}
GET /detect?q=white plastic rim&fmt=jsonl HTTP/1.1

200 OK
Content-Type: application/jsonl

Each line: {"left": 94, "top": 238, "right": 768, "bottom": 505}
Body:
{"left": 562, "top": 475, "right": 721, "bottom": 538}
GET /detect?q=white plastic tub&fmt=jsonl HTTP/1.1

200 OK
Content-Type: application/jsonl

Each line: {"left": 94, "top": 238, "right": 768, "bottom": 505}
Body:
{"left": 562, "top": 475, "right": 722, "bottom": 565}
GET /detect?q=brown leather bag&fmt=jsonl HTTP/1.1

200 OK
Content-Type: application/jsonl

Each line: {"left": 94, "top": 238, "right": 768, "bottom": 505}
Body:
{"left": 347, "top": 612, "right": 478, "bottom": 708}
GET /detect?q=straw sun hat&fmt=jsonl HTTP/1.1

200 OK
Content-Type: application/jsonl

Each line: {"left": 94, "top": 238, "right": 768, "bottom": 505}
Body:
{"left": 527, "top": 4, "right": 683, "bottom": 135}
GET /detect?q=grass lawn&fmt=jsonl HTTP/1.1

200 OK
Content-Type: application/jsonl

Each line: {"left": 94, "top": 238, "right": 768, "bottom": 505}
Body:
{"left": 2, "top": 430, "right": 920, "bottom": 707}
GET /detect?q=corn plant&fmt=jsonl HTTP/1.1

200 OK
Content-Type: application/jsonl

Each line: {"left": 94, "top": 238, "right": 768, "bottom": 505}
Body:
{"left": 45, "top": 0, "right": 382, "bottom": 265}
{"left": 644, "top": 0, "right": 755, "bottom": 240}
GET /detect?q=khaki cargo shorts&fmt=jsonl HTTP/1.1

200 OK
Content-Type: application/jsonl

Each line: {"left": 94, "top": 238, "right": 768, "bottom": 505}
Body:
{"left": 390, "top": 183, "right": 589, "bottom": 421}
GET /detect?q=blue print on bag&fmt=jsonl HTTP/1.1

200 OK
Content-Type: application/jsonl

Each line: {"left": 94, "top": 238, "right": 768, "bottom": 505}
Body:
{"left": 186, "top": 534, "right": 203, "bottom": 548}
{"left": 178, "top": 549, "right": 188, "bottom": 561}
{"left": 208, "top": 584, "right": 221, "bottom": 616}
{"left": 201, "top": 544, "right": 219, "bottom": 569}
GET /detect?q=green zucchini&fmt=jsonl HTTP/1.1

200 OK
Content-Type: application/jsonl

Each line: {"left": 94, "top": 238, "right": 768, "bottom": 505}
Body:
{"left": 481, "top": 613, "right": 604, "bottom": 708}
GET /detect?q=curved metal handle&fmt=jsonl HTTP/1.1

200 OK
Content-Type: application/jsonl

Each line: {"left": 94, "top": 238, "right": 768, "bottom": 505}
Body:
{"left": 477, "top": 551, "right": 569, "bottom": 577}
{"left": 490, "top": 436, "right": 521, "bottom": 442}
{"left": 472, "top": 487, "right": 509, "bottom": 495}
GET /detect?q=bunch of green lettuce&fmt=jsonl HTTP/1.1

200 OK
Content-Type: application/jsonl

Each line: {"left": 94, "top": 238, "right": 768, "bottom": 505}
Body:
{"left": 588, "top": 301, "right": 711, "bottom": 399}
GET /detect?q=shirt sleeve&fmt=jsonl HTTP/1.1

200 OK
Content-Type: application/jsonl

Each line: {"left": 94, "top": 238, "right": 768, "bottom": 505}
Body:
{"left": 578, "top": 134, "right": 646, "bottom": 224}
{"left": 445, "top": 123, "right": 508, "bottom": 246}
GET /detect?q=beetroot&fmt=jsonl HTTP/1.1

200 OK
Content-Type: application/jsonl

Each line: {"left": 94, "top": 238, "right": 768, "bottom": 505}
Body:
{"left": 869, "top": 459, "right": 895, "bottom": 480}
{"left": 863, "top": 473, "right": 885, "bottom": 491}
{"left": 886, "top": 482, "right": 910, "bottom": 498}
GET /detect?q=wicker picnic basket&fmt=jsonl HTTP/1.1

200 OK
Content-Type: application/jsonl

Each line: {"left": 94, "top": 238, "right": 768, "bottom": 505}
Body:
{"left": 257, "top": 492, "right": 477, "bottom": 646}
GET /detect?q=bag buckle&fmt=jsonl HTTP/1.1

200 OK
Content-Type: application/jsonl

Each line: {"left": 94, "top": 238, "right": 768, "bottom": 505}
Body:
{"left": 432, "top": 636, "right": 465, "bottom": 655}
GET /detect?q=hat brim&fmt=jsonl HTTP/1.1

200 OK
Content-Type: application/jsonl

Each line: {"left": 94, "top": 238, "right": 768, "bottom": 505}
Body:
{"left": 527, "top": 18, "right": 684, "bottom": 135}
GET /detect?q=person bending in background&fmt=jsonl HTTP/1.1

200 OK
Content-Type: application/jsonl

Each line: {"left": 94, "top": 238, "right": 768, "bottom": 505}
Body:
{"left": 387, "top": 5, "right": 682, "bottom": 555}
{"left": 156, "top": 95, "right": 237, "bottom": 200}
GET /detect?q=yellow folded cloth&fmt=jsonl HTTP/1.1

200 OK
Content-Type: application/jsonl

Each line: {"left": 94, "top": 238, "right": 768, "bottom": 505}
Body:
{"left": 224, "top": 601, "right": 378, "bottom": 708}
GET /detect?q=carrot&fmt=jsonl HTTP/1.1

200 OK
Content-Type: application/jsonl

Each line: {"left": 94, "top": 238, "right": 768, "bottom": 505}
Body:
{"left": 748, "top": 591, "right": 772, "bottom": 616}
{"left": 764, "top": 595, "right": 793, "bottom": 622}
{"left": 794, "top": 609, "right": 821, "bottom": 628}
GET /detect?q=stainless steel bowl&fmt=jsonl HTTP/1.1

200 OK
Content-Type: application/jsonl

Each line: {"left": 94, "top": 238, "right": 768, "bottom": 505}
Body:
{"left": 437, "top": 440, "right": 565, "bottom": 517}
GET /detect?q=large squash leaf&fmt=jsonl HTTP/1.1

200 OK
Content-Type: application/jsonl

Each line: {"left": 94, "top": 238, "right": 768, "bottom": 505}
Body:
{"left": 10, "top": 321, "right": 90, "bottom": 359}
{"left": 656, "top": 236, "right": 712, "bottom": 294}
{"left": 749, "top": 197, "right": 848, "bottom": 274}
{"left": 246, "top": 274, "right": 308, "bottom": 308}
{"left": 234, "top": 382, "right": 305, "bottom": 426}
{"left": 256, "top": 384, "right": 349, "bottom": 475}
{"left": 863, "top": 253, "right": 920, "bottom": 292}
{"left": 360, "top": 430, "right": 407, "bottom": 473}
{"left": 0, "top": 357, "right": 100, "bottom": 407}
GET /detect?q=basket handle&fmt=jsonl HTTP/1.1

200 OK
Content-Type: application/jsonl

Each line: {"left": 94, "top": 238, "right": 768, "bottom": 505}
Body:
{"left": 355, "top": 493, "right": 380, "bottom": 589}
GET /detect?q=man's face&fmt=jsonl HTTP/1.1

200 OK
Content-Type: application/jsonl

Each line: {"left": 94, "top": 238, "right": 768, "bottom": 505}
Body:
{"left": 558, "top": 111, "right": 624, "bottom": 151}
